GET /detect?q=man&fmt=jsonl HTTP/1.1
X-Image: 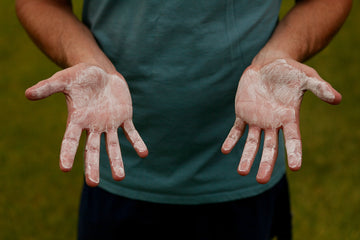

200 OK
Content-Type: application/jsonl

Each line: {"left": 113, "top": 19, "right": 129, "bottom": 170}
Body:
{"left": 16, "top": 0, "right": 351, "bottom": 239}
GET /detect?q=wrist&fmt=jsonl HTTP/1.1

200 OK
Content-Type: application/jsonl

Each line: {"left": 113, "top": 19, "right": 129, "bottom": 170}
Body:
{"left": 57, "top": 24, "right": 117, "bottom": 74}
{"left": 251, "top": 46, "right": 293, "bottom": 69}
{"left": 67, "top": 53, "right": 117, "bottom": 75}
{"left": 82, "top": 58, "right": 117, "bottom": 75}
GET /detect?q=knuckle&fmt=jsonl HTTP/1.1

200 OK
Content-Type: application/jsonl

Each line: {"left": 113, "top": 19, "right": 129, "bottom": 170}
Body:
{"left": 247, "top": 135, "right": 258, "bottom": 145}
{"left": 108, "top": 140, "right": 119, "bottom": 148}
{"left": 86, "top": 144, "right": 99, "bottom": 153}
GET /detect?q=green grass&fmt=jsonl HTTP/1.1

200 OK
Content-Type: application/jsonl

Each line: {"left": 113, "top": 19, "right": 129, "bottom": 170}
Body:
{"left": 1, "top": 0, "right": 359, "bottom": 239}
{"left": 290, "top": 2, "right": 360, "bottom": 238}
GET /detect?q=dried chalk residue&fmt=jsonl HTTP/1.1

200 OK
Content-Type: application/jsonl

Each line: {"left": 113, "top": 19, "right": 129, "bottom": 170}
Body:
{"left": 58, "top": 64, "right": 145, "bottom": 184}
{"left": 224, "top": 58, "right": 338, "bottom": 182}
{"left": 236, "top": 58, "right": 336, "bottom": 129}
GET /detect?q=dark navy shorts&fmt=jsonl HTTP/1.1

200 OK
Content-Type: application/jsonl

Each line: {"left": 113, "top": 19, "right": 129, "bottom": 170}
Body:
{"left": 78, "top": 175, "right": 292, "bottom": 240}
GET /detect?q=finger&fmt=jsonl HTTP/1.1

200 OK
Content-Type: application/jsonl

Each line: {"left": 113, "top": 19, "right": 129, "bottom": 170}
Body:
{"left": 85, "top": 131, "right": 101, "bottom": 187}
{"left": 283, "top": 122, "right": 302, "bottom": 171}
{"left": 221, "top": 118, "right": 246, "bottom": 154}
{"left": 60, "top": 123, "right": 82, "bottom": 171}
{"left": 122, "top": 120, "right": 148, "bottom": 158}
{"left": 106, "top": 129, "right": 125, "bottom": 181}
{"left": 282, "top": 59, "right": 341, "bottom": 105}
{"left": 304, "top": 75, "right": 342, "bottom": 105}
{"left": 25, "top": 72, "right": 68, "bottom": 100}
{"left": 256, "top": 129, "right": 278, "bottom": 184}
{"left": 238, "top": 126, "right": 261, "bottom": 176}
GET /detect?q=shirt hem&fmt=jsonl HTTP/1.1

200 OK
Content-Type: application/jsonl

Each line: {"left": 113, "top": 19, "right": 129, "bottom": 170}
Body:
{"left": 97, "top": 172, "right": 285, "bottom": 205}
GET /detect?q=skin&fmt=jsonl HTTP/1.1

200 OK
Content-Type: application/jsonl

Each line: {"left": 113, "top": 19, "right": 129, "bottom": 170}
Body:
{"left": 220, "top": 0, "right": 352, "bottom": 183}
{"left": 221, "top": 59, "right": 341, "bottom": 184}
{"left": 16, "top": 0, "right": 352, "bottom": 186}
{"left": 25, "top": 64, "right": 148, "bottom": 186}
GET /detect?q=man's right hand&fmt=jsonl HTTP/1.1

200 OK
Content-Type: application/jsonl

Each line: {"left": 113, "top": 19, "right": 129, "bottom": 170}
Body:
{"left": 26, "top": 63, "right": 148, "bottom": 186}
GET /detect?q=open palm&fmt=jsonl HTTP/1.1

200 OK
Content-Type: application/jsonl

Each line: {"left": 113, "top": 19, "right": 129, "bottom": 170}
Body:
{"left": 222, "top": 59, "right": 341, "bottom": 184}
{"left": 26, "top": 63, "right": 148, "bottom": 186}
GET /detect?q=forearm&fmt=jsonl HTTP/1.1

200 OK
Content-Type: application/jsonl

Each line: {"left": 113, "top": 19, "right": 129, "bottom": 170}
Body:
{"left": 253, "top": 0, "right": 352, "bottom": 65}
{"left": 15, "top": 0, "right": 116, "bottom": 73}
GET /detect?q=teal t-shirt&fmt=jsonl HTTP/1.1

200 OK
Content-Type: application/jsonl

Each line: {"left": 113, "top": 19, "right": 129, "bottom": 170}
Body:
{"left": 82, "top": 0, "right": 286, "bottom": 204}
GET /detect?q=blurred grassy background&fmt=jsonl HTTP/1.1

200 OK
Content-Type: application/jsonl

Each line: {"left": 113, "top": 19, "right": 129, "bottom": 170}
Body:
{"left": 1, "top": 0, "right": 359, "bottom": 239}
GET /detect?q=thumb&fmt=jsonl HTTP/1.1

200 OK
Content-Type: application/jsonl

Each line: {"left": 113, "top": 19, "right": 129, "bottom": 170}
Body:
{"left": 304, "top": 76, "right": 342, "bottom": 105}
{"left": 282, "top": 59, "right": 342, "bottom": 105}
{"left": 25, "top": 72, "right": 67, "bottom": 100}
